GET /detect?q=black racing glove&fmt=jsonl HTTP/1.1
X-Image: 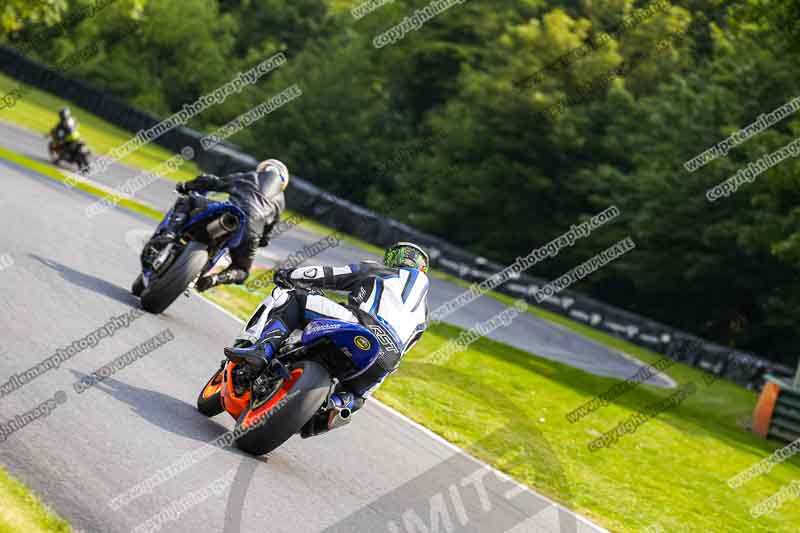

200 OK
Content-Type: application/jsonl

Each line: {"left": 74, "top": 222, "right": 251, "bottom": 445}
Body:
{"left": 273, "top": 268, "right": 294, "bottom": 289}
{"left": 175, "top": 182, "right": 190, "bottom": 194}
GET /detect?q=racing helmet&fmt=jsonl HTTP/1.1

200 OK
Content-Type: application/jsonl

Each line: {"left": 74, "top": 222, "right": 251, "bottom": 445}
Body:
{"left": 384, "top": 242, "right": 430, "bottom": 273}
{"left": 256, "top": 159, "right": 290, "bottom": 191}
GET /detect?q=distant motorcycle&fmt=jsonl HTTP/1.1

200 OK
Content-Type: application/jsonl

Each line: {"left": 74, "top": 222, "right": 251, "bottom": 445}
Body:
{"left": 196, "top": 281, "right": 383, "bottom": 455}
{"left": 47, "top": 131, "right": 90, "bottom": 172}
{"left": 133, "top": 191, "right": 245, "bottom": 314}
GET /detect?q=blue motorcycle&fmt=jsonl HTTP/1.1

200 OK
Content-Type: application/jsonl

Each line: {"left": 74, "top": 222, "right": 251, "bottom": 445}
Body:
{"left": 132, "top": 191, "right": 246, "bottom": 313}
{"left": 196, "top": 284, "right": 384, "bottom": 456}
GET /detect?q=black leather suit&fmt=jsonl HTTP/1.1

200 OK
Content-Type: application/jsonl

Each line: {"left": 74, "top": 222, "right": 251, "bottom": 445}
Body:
{"left": 174, "top": 168, "right": 286, "bottom": 285}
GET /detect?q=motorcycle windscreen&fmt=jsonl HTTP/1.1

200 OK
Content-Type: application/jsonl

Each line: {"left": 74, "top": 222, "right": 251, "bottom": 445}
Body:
{"left": 301, "top": 320, "right": 381, "bottom": 371}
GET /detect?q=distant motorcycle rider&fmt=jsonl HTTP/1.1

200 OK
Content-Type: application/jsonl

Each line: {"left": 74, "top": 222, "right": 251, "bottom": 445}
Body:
{"left": 157, "top": 159, "right": 289, "bottom": 291}
{"left": 226, "top": 242, "right": 431, "bottom": 436}
{"left": 49, "top": 107, "right": 80, "bottom": 161}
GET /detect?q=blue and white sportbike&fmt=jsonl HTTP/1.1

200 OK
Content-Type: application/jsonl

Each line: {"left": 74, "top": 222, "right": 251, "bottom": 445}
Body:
{"left": 132, "top": 191, "right": 246, "bottom": 313}
{"left": 195, "top": 282, "right": 382, "bottom": 456}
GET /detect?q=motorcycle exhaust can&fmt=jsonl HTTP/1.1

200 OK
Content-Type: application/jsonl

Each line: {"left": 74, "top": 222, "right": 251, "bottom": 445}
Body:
{"left": 206, "top": 213, "right": 239, "bottom": 240}
{"left": 300, "top": 403, "right": 352, "bottom": 439}
{"left": 327, "top": 405, "right": 352, "bottom": 431}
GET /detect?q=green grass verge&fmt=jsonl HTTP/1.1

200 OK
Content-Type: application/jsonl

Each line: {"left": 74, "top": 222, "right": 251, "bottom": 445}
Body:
{"left": 0, "top": 469, "right": 72, "bottom": 533}
{"left": 205, "top": 284, "right": 800, "bottom": 533}
{"left": 0, "top": 145, "right": 162, "bottom": 220}
{"left": 3, "top": 97, "right": 798, "bottom": 533}
{"left": 0, "top": 73, "right": 201, "bottom": 182}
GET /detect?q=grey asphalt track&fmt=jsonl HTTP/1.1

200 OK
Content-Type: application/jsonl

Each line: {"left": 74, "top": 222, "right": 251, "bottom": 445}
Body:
{"left": 0, "top": 120, "right": 672, "bottom": 388}
{"left": 0, "top": 153, "right": 608, "bottom": 532}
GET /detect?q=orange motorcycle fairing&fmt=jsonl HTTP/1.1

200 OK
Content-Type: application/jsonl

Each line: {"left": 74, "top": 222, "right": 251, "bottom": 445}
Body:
{"left": 221, "top": 362, "right": 251, "bottom": 420}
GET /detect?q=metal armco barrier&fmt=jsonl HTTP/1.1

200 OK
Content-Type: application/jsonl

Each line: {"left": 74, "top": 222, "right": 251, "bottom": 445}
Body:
{"left": 0, "top": 45, "right": 792, "bottom": 389}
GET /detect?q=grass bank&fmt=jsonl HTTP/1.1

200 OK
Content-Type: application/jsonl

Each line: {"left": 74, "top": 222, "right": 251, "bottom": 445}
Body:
{"left": 2, "top": 90, "right": 797, "bottom": 533}
{"left": 0, "top": 468, "right": 72, "bottom": 533}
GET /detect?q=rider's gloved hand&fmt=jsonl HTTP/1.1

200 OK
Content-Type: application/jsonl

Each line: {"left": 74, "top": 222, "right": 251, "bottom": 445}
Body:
{"left": 175, "top": 182, "right": 190, "bottom": 194}
{"left": 273, "top": 268, "right": 294, "bottom": 289}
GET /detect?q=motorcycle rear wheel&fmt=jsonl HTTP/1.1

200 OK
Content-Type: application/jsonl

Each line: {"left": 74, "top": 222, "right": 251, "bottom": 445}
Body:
{"left": 234, "top": 360, "right": 330, "bottom": 456}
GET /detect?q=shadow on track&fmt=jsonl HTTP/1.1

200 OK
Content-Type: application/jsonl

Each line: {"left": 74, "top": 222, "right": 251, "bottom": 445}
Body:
{"left": 30, "top": 254, "right": 138, "bottom": 307}
{"left": 68, "top": 371, "right": 232, "bottom": 444}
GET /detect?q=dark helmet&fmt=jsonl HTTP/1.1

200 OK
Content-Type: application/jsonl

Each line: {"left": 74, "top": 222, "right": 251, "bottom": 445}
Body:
{"left": 384, "top": 242, "right": 430, "bottom": 273}
{"left": 59, "top": 107, "right": 71, "bottom": 120}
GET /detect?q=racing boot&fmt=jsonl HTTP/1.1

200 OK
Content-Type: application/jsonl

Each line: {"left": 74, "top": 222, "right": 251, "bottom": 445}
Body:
{"left": 224, "top": 319, "right": 289, "bottom": 370}
{"left": 195, "top": 266, "right": 248, "bottom": 292}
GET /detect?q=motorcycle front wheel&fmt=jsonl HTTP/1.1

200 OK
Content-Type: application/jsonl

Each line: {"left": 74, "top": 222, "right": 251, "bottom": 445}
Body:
{"left": 140, "top": 240, "right": 208, "bottom": 314}
{"left": 131, "top": 273, "right": 145, "bottom": 296}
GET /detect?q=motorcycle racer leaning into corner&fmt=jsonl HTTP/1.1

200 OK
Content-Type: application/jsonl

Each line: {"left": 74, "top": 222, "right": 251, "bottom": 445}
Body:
{"left": 154, "top": 159, "right": 289, "bottom": 292}
{"left": 49, "top": 107, "right": 81, "bottom": 159}
{"left": 227, "top": 242, "right": 431, "bottom": 437}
